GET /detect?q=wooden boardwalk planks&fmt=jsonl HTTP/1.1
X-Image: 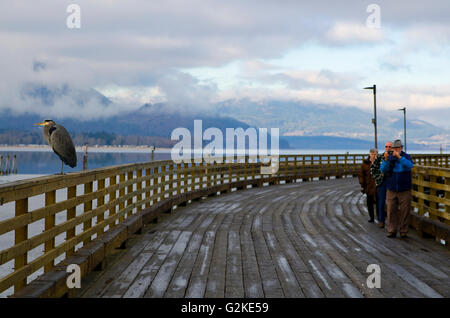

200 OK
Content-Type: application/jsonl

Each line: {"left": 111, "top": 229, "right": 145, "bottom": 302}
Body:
{"left": 79, "top": 178, "right": 450, "bottom": 298}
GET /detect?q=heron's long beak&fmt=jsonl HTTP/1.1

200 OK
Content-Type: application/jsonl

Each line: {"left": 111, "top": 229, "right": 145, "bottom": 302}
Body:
{"left": 34, "top": 122, "right": 47, "bottom": 126}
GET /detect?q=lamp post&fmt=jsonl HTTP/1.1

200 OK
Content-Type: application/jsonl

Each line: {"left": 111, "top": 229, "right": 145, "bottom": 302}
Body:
{"left": 398, "top": 107, "right": 406, "bottom": 152}
{"left": 364, "top": 85, "right": 377, "bottom": 149}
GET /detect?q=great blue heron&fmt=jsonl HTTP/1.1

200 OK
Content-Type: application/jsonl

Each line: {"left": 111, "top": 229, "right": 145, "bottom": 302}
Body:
{"left": 35, "top": 120, "right": 77, "bottom": 174}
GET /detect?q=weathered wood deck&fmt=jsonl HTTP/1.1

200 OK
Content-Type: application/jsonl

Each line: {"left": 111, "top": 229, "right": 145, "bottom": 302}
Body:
{"left": 78, "top": 178, "right": 450, "bottom": 298}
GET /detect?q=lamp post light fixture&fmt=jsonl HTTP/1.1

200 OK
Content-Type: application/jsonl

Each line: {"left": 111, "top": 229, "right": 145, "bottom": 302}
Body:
{"left": 364, "top": 85, "right": 377, "bottom": 149}
{"left": 398, "top": 107, "right": 406, "bottom": 152}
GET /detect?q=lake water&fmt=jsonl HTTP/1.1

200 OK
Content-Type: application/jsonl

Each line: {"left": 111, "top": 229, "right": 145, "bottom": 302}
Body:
{"left": 0, "top": 150, "right": 172, "bottom": 176}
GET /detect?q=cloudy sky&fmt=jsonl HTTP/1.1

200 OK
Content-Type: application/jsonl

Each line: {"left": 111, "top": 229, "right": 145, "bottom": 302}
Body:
{"left": 0, "top": 0, "right": 449, "bottom": 127}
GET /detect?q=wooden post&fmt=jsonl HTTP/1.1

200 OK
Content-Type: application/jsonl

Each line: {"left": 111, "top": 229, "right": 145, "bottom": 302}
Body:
{"left": 161, "top": 165, "right": 166, "bottom": 200}
{"left": 169, "top": 164, "right": 174, "bottom": 198}
{"left": 44, "top": 190, "right": 56, "bottom": 272}
{"left": 137, "top": 170, "right": 142, "bottom": 213}
{"left": 152, "top": 167, "right": 157, "bottom": 205}
{"left": 319, "top": 155, "right": 323, "bottom": 180}
{"left": 83, "top": 182, "right": 93, "bottom": 246}
{"left": 299, "top": 155, "right": 303, "bottom": 179}
{"left": 353, "top": 155, "right": 357, "bottom": 177}
{"left": 176, "top": 163, "right": 182, "bottom": 195}
{"left": 244, "top": 156, "right": 249, "bottom": 181}
{"left": 119, "top": 173, "right": 126, "bottom": 222}
{"left": 228, "top": 158, "right": 233, "bottom": 184}
{"left": 14, "top": 198, "right": 28, "bottom": 292}
{"left": 335, "top": 155, "right": 339, "bottom": 178}
{"left": 97, "top": 179, "right": 105, "bottom": 237}
{"left": 429, "top": 175, "right": 438, "bottom": 220}
{"left": 66, "top": 186, "right": 77, "bottom": 257}
{"left": 417, "top": 172, "right": 424, "bottom": 216}
{"left": 12, "top": 155, "right": 17, "bottom": 174}
{"left": 145, "top": 168, "right": 151, "bottom": 209}
{"left": 127, "top": 171, "right": 133, "bottom": 217}
{"left": 327, "top": 155, "right": 331, "bottom": 179}
{"left": 6, "top": 155, "right": 10, "bottom": 175}
{"left": 284, "top": 156, "right": 288, "bottom": 178}
{"left": 201, "top": 162, "right": 206, "bottom": 188}
{"left": 292, "top": 156, "right": 296, "bottom": 178}
{"left": 109, "top": 175, "right": 117, "bottom": 226}
{"left": 251, "top": 156, "right": 256, "bottom": 181}
{"left": 446, "top": 174, "right": 449, "bottom": 221}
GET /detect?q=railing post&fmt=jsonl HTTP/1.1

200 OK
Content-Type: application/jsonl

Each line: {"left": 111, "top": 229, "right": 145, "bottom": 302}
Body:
{"left": 119, "top": 173, "right": 126, "bottom": 222}
{"left": 302, "top": 156, "right": 305, "bottom": 179}
{"left": 228, "top": 158, "right": 233, "bottom": 184}
{"left": 44, "top": 190, "right": 56, "bottom": 272}
{"left": 151, "top": 167, "right": 157, "bottom": 205}
{"left": 294, "top": 156, "right": 298, "bottom": 178}
{"left": 97, "top": 178, "right": 106, "bottom": 238}
{"left": 417, "top": 172, "right": 424, "bottom": 216}
{"left": 429, "top": 175, "right": 438, "bottom": 220}
{"left": 109, "top": 175, "right": 117, "bottom": 226}
{"left": 66, "top": 186, "right": 77, "bottom": 257}
{"left": 284, "top": 156, "right": 288, "bottom": 178}
{"left": 145, "top": 168, "right": 151, "bottom": 208}
{"left": 14, "top": 198, "right": 28, "bottom": 292}
{"left": 327, "top": 155, "right": 331, "bottom": 179}
{"left": 446, "top": 173, "right": 449, "bottom": 218}
{"left": 177, "top": 163, "right": 183, "bottom": 194}
{"left": 319, "top": 155, "right": 324, "bottom": 180}
{"left": 83, "top": 182, "right": 93, "bottom": 246}
{"left": 245, "top": 156, "right": 249, "bottom": 181}
{"left": 127, "top": 171, "right": 133, "bottom": 217}
{"left": 137, "top": 169, "right": 142, "bottom": 213}
{"left": 251, "top": 156, "right": 256, "bottom": 181}
{"left": 191, "top": 163, "right": 196, "bottom": 190}
{"left": 161, "top": 165, "right": 166, "bottom": 200}
{"left": 202, "top": 161, "right": 207, "bottom": 188}
{"left": 344, "top": 155, "right": 348, "bottom": 178}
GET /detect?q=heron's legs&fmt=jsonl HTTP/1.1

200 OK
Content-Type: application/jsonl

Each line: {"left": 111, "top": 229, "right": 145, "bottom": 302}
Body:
{"left": 61, "top": 160, "right": 64, "bottom": 175}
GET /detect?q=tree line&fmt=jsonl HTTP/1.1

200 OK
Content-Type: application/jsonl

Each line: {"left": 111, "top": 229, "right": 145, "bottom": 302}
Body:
{"left": 0, "top": 130, "right": 176, "bottom": 147}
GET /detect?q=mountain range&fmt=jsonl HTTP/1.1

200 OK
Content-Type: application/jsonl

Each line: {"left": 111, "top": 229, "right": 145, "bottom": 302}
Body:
{"left": 0, "top": 84, "right": 448, "bottom": 150}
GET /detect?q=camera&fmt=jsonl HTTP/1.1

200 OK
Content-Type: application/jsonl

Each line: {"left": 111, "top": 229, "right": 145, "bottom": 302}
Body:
{"left": 388, "top": 150, "right": 393, "bottom": 156}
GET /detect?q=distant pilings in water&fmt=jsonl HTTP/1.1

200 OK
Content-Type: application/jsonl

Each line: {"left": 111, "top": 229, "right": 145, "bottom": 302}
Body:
{"left": 0, "top": 154, "right": 18, "bottom": 175}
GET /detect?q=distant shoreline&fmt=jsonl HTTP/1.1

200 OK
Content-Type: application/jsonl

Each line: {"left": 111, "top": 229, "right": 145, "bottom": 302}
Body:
{"left": 0, "top": 144, "right": 445, "bottom": 155}
{"left": 0, "top": 144, "right": 173, "bottom": 153}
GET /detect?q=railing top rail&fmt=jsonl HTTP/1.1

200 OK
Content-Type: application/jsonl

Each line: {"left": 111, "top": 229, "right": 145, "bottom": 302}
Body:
{"left": 413, "top": 165, "right": 450, "bottom": 177}
{"left": 0, "top": 153, "right": 447, "bottom": 204}
{"left": 0, "top": 160, "right": 170, "bottom": 204}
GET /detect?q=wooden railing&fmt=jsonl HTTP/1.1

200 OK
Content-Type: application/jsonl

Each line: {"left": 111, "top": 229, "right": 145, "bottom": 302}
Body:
{"left": 411, "top": 154, "right": 449, "bottom": 167}
{"left": 412, "top": 166, "right": 450, "bottom": 225}
{"left": 0, "top": 153, "right": 448, "bottom": 297}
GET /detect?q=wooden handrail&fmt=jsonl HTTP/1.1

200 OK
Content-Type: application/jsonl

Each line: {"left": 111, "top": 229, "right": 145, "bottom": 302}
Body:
{"left": 412, "top": 165, "right": 450, "bottom": 223}
{"left": 0, "top": 153, "right": 448, "bottom": 295}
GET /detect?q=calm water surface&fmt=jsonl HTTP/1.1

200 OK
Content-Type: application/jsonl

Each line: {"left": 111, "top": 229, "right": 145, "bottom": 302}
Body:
{"left": 0, "top": 148, "right": 444, "bottom": 176}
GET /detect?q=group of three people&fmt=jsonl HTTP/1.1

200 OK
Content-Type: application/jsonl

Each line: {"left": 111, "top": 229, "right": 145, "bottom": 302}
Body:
{"left": 358, "top": 139, "right": 413, "bottom": 238}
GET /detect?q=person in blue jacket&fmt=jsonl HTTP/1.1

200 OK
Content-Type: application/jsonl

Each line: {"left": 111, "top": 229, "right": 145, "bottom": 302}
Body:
{"left": 380, "top": 139, "right": 413, "bottom": 238}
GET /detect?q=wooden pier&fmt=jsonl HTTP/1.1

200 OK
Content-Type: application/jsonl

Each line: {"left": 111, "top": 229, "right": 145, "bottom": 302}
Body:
{"left": 79, "top": 178, "right": 450, "bottom": 298}
{"left": 0, "top": 153, "right": 448, "bottom": 298}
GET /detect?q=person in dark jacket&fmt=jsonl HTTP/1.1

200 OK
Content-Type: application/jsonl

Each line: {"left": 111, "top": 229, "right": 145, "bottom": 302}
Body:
{"left": 380, "top": 139, "right": 413, "bottom": 238}
{"left": 370, "top": 141, "right": 393, "bottom": 228}
{"left": 359, "top": 148, "right": 378, "bottom": 222}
